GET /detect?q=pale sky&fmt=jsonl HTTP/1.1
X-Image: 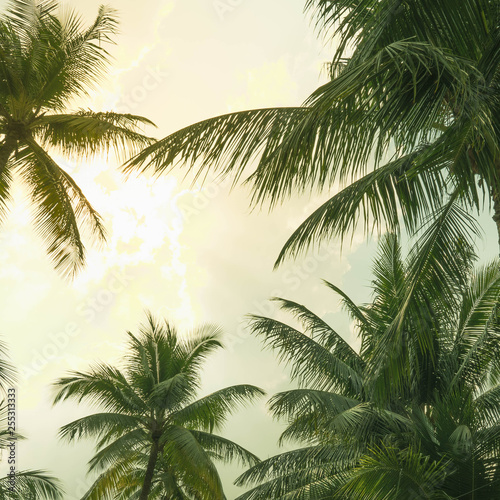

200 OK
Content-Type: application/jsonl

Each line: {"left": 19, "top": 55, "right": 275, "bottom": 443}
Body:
{"left": 0, "top": 1, "right": 498, "bottom": 499}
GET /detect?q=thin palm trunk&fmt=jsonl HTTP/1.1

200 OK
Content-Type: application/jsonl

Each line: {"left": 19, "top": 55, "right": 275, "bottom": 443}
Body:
{"left": 139, "top": 436, "right": 160, "bottom": 500}
{"left": 492, "top": 183, "right": 500, "bottom": 255}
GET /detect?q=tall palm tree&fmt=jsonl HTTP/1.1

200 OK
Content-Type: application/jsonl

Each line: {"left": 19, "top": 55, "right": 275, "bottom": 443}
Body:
{"left": 0, "top": 0, "right": 155, "bottom": 277}
{"left": 53, "top": 314, "right": 265, "bottom": 500}
{"left": 125, "top": 0, "right": 500, "bottom": 261}
{"left": 234, "top": 232, "right": 500, "bottom": 499}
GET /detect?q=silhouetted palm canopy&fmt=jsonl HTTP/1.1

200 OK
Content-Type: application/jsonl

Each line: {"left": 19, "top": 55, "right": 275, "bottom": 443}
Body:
{"left": 233, "top": 233, "right": 500, "bottom": 499}
{"left": 126, "top": 0, "right": 500, "bottom": 262}
{"left": 0, "top": 0, "right": 155, "bottom": 277}
{"left": 53, "top": 315, "right": 264, "bottom": 500}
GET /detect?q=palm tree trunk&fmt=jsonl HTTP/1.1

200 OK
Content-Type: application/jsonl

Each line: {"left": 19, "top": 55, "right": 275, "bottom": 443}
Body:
{"left": 492, "top": 183, "right": 500, "bottom": 255}
{"left": 0, "top": 135, "right": 17, "bottom": 175}
{"left": 139, "top": 436, "right": 160, "bottom": 500}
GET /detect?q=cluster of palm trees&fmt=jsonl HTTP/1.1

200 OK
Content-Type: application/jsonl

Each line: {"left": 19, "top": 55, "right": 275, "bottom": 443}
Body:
{"left": 1, "top": 0, "right": 500, "bottom": 498}
{"left": 236, "top": 234, "right": 500, "bottom": 498}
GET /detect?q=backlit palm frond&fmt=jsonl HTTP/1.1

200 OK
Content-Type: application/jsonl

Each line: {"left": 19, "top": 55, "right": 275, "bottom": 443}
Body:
{"left": 0, "top": 339, "right": 16, "bottom": 392}
{"left": 53, "top": 364, "right": 146, "bottom": 414}
{"left": 34, "top": 4, "right": 119, "bottom": 108}
{"left": 278, "top": 402, "right": 374, "bottom": 446}
{"left": 161, "top": 425, "right": 225, "bottom": 499}
{"left": 88, "top": 428, "right": 146, "bottom": 473}
{"left": 187, "top": 430, "right": 260, "bottom": 468}
{"left": 474, "top": 384, "right": 500, "bottom": 427}
{"left": 235, "top": 444, "right": 356, "bottom": 490}
{"left": 147, "top": 374, "right": 194, "bottom": 414}
{"left": 80, "top": 453, "right": 144, "bottom": 500}
{"left": 322, "top": 280, "right": 372, "bottom": 333}
{"left": 0, "top": 149, "right": 13, "bottom": 224}
{"left": 34, "top": 111, "right": 157, "bottom": 162}
{"left": 235, "top": 453, "right": 347, "bottom": 500}
{"left": 179, "top": 323, "right": 224, "bottom": 374}
{"left": 337, "top": 444, "right": 451, "bottom": 500}
{"left": 274, "top": 150, "right": 447, "bottom": 266}
{"left": 56, "top": 167, "right": 106, "bottom": 243}
{"left": 124, "top": 107, "right": 308, "bottom": 187}
{"left": 305, "top": 0, "right": 493, "bottom": 62}
{"left": 367, "top": 196, "right": 479, "bottom": 403}
{"left": 451, "top": 261, "right": 500, "bottom": 388}
{"left": 268, "top": 389, "right": 360, "bottom": 427}
{"left": 58, "top": 413, "right": 142, "bottom": 446}
{"left": 247, "top": 41, "right": 482, "bottom": 204}
{"left": 16, "top": 140, "right": 88, "bottom": 278}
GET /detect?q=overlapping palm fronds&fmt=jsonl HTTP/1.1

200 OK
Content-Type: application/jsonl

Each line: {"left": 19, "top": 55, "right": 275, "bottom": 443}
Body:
{"left": 234, "top": 230, "right": 500, "bottom": 498}
{"left": 126, "top": 0, "right": 500, "bottom": 264}
{"left": 53, "top": 314, "right": 264, "bottom": 500}
{"left": 0, "top": 0, "right": 156, "bottom": 277}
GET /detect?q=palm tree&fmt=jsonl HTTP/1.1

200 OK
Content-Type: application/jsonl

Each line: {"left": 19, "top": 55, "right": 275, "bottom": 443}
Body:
{"left": 53, "top": 314, "right": 265, "bottom": 500}
{"left": 0, "top": 470, "right": 64, "bottom": 499}
{"left": 0, "top": 0, "right": 155, "bottom": 277}
{"left": 234, "top": 232, "right": 500, "bottom": 499}
{"left": 0, "top": 341, "right": 63, "bottom": 499}
{"left": 125, "top": 0, "right": 500, "bottom": 262}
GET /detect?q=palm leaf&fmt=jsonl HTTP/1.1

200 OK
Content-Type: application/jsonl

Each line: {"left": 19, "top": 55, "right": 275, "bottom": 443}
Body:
{"left": 248, "top": 314, "right": 364, "bottom": 395}
{"left": 172, "top": 385, "right": 265, "bottom": 433}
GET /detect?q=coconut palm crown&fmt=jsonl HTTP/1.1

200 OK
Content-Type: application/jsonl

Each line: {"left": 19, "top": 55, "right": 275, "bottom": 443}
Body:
{"left": 0, "top": 0, "right": 156, "bottom": 277}
{"left": 53, "top": 314, "right": 265, "bottom": 500}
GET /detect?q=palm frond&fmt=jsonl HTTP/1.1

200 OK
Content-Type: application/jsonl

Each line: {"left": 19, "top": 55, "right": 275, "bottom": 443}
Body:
{"left": 89, "top": 429, "right": 147, "bottom": 474}
{"left": 16, "top": 139, "right": 89, "bottom": 278}
{"left": 274, "top": 151, "right": 446, "bottom": 266}
{"left": 367, "top": 196, "right": 479, "bottom": 402}
{"left": 0, "top": 469, "right": 64, "bottom": 500}
{"left": 268, "top": 389, "right": 360, "bottom": 424}
{"left": 188, "top": 430, "right": 260, "bottom": 467}
{"left": 161, "top": 425, "right": 225, "bottom": 498}
{"left": 124, "top": 107, "right": 308, "bottom": 187}
{"left": 57, "top": 412, "right": 142, "bottom": 443}
{"left": 34, "top": 111, "right": 157, "bottom": 162}
{"left": 53, "top": 364, "right": 146, "bottom": 413}
{"left": 272, "top": 297, "right": 364, "bottom": 369}
{"left": 474, "top": 384, "right": 500, "bottom": 426}
{"left": 173, "top": 385, "right": 265, "bottom": 433}
{"left": 248, "top": 314, "right": 364, "bottom": 395}
{"left": 338, "top": 445, "right": 450, "bottom": 500}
